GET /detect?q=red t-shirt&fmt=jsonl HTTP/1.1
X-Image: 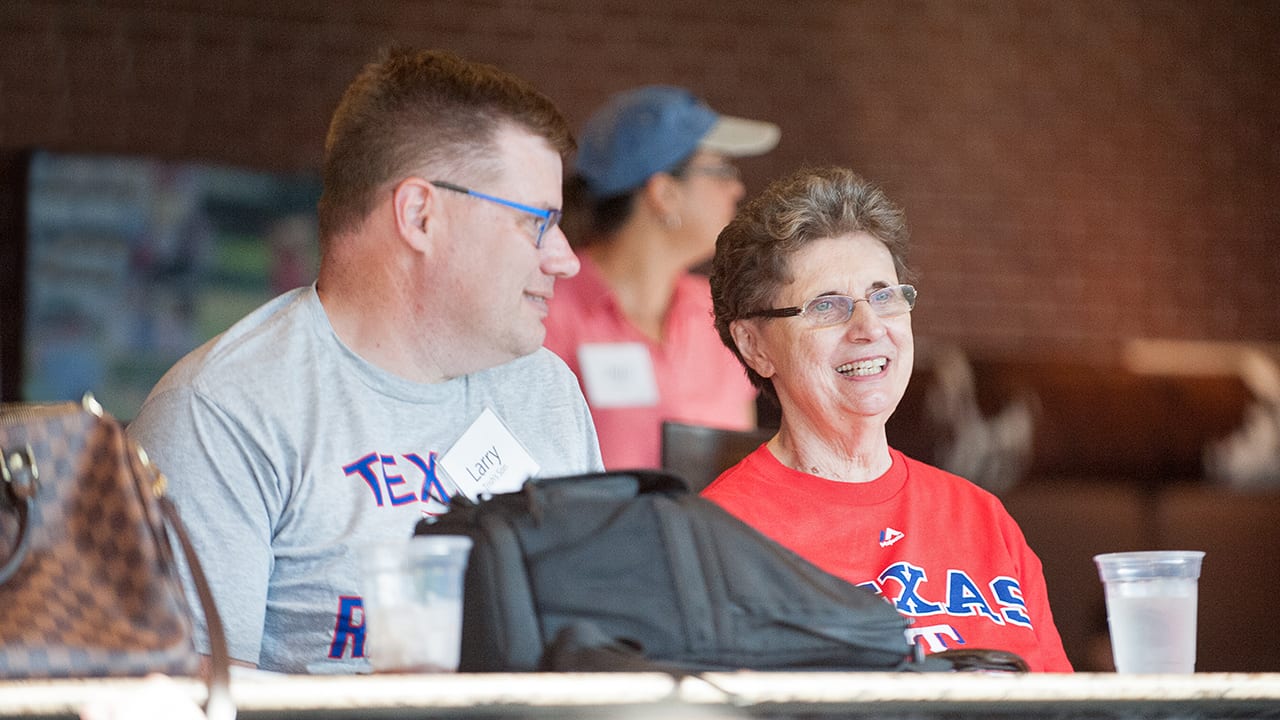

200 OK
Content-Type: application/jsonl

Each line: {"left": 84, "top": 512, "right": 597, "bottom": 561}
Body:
{"left": 543, "top": 257, "right": 756, "bottom": 469}
{"left": 703, "top": 446, "right": 1074, "bottom": 672}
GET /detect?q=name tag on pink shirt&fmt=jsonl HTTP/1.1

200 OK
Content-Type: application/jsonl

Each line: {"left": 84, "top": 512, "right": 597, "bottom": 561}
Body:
{"left": 577, "top": 342, "right": 659, "bottom": 408}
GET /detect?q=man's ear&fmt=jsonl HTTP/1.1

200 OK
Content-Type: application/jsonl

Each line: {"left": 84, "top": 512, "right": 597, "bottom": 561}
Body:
{"left": 730, "top": 319, "right": 776, "bottom": 380}
{"left": 390, "top": 177, "right": 438, "bottom": 252}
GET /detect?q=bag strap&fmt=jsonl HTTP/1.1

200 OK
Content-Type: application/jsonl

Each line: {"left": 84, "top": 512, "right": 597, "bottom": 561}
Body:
{"left": 928, "top": 647, "right": 1030, "bottom": 673}
{"left": 529, "top": 469, "right": 690, "bottom": 496}
{"left": 159, "top": 497, "right": 236, "bottom": 720}
{"left": 541, "top": 622, "right": 671, "bottom": 673}
{"left": 518, "top": 471, "right": 690, "bottom": 526}
{"left": 0, "top": 445, "right": 38, "bottom": 585}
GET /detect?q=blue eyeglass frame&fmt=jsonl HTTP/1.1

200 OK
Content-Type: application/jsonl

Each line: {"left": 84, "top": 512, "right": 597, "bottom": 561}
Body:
{"left": 429, "top": 180, "right": 562, "bottom": 248}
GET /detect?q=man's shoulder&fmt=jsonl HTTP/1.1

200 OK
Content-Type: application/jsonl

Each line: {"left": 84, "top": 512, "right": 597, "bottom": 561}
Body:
{"left": 143, "top": 288, "right": 317, "bottom": 403}
{"left": 478, "top": 347, "right": 577, "bottom": 387}
{"left": 465, "top": 348, "right": 602, "bottom": 473}
{"left": 469, "top": 350, "right": 591, "bottom": 429}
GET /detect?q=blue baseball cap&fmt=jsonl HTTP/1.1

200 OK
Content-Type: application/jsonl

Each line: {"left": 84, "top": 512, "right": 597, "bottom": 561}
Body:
{"left": 574, "top": 85, "right": 780, "bottom": 199}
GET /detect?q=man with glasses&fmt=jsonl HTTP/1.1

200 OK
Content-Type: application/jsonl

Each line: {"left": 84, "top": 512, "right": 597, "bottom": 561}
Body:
{"left": 128, "top": 49, "right": 603, "bottom": 674}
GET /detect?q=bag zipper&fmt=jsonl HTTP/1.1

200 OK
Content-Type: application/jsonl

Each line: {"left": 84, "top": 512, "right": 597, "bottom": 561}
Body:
{"left": 0, "top": 392, "right": 102, "bottom": 422}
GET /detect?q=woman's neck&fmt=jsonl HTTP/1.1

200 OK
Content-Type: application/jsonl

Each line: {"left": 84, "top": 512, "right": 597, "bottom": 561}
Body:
{"left": 768, "top": 415, "right": 892, "bottom": 483}
{"left": 586, "top": 232, "right": 688, "bottom": 343}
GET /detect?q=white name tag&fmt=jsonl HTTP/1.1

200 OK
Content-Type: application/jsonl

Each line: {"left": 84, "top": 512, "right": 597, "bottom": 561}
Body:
{"left": 577, "top": 342, "right": 659, "bottom": 408}
{"left": 439, "top": 408, "right": 540, "bottom": 501}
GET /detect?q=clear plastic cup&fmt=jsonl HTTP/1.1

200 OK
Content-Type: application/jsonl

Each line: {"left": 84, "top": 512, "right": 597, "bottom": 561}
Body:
{"left": 1094, "top": 550, "right": 1204, "bottom": 674}
{"left": 359, "top": 535, "right": 472, "bottom": 673}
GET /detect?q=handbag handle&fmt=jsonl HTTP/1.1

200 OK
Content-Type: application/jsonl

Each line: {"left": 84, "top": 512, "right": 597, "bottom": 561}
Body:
{"left": 126, "top": 434, "right": 237, "bottom": 720}
{"left": 158, "top": 496, "right": 235, "bottom": 720}
{"left": 0, "top": 445, "right": 38, "bottom": 585}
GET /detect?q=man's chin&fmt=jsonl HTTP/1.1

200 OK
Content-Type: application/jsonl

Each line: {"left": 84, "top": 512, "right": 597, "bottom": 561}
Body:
{"left": 510, "top": 324, "right": 547, "bottom": 360}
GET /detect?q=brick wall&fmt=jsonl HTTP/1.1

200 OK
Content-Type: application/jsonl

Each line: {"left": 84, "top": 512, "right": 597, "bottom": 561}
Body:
{"left": 2, "top": 0, "right": 1277, "bottom": 361}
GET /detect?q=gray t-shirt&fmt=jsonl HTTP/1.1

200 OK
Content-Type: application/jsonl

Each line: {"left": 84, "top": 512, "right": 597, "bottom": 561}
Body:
{"left": 128, "top": 286, "right": 603, "bottom": 673}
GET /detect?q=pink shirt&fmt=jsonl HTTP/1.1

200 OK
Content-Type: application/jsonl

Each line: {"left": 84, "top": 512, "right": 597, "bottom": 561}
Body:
{"left": 543, "top": 256, "right": 757, "bottom": 469}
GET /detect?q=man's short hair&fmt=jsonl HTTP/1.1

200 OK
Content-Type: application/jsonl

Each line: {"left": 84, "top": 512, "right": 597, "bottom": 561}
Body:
{"left": 317, "top": 48, "right": 575, "bottom": 247}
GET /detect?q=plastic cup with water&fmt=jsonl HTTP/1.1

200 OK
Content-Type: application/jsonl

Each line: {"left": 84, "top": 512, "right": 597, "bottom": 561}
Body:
{"left": 359, "top": 535, "right": 472, "bottom": 673}
{"left": 1093, "top": 550, "right": 1204, "bottom": 674}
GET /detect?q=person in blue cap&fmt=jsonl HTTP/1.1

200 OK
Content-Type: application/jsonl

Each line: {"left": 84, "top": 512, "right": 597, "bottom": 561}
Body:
{"left": 544, "top": 85, "right": 780, "bottom": 469}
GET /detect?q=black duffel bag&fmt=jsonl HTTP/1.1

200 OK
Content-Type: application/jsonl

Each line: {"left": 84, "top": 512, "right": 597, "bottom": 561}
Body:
{"left": 415, "top": 470, "right": 945, "bottom": 674}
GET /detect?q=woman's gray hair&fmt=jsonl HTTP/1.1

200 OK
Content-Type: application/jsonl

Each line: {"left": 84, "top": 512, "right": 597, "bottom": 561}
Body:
{"left": 709, "top": 166, "right": 913, "bottom": 398}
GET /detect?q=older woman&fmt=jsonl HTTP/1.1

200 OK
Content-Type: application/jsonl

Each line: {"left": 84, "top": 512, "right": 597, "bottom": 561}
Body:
{"left": 703, "top": 167, "right": 1072, "bottom": 672}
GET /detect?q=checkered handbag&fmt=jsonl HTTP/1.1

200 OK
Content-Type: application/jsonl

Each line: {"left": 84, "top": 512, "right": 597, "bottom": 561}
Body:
{"left": 0, "top": 395, "right": 233, "bottom": 719}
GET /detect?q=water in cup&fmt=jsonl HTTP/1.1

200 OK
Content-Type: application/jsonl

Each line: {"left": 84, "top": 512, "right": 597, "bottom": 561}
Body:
{"left": 359, "top": 535, "right": 472, "bottom": 673}
{"left": 1103, "top": 578, "right": 1197, "bottom": 673}
{"left": 1094, "top": 550, "right": 1204, "bottom": 674}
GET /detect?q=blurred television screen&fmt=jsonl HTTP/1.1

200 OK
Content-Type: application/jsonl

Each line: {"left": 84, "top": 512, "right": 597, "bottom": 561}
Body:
{"left": 22, "top": 150, "right": 321, "bottom": 421}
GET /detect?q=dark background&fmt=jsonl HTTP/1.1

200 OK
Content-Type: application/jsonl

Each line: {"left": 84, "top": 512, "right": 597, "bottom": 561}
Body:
{"left": 2, "top": 1, "right": 1276, "bottom": 362}
{"left": 2, "top": 0, "right": 1278, "bottom": 672}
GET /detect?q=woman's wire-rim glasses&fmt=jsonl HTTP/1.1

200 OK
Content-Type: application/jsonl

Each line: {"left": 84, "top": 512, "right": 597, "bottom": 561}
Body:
{"left": 742, "top": 284, "right": 918, "bottom": 327}
{"left": 430, "top": 180, "right": 562, "bottom": 248}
